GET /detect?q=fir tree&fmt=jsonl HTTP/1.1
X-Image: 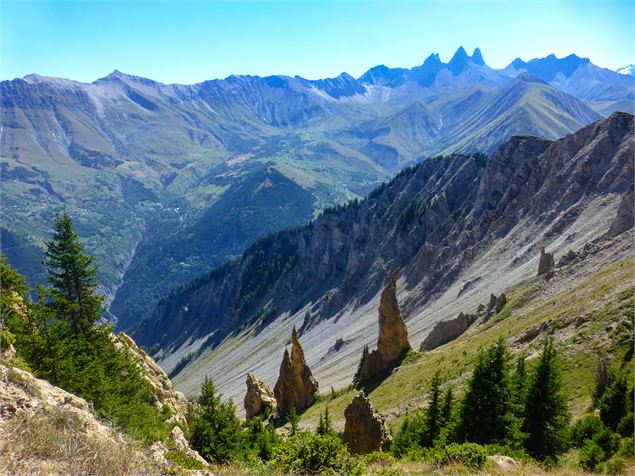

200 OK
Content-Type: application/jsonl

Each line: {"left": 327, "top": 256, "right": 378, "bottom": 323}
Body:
{"left": 598, "top": 375, "right": 629, "bottom": 431}
{"left": 422, "top": 370, "right": 443, "bottom": 446}
{"left": 43, "top": 211, "right": 103, "bottom": 336}
{"left": 317, "top": 406, "right": 334, "bottom": 435}
{"left": 190, "top": 376, "right": 246, "bottom": 463}
{"left": 455, "top": 338, "right": 523, "bottom": 445}
{"left": 522, "top": 338, "right": 570, "bottom": 460}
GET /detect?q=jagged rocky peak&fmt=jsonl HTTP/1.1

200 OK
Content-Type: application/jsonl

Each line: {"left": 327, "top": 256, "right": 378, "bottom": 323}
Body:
{"left": 538, "top": 248, "right": 555, "bottom": 276}
{"left": 244, "top": 372, "right": 277, "bottom": 419}
{"left": 342, "top": 392, "right": 392, "bottom": 454}
{"left": 273, "top": 326, "right": 319, "bottom": 416}
{"left": 472, "top": 47, "right": 485, "bottom": 66}
{"left": 356, "top": 268, "right": 411, "bottom": 385}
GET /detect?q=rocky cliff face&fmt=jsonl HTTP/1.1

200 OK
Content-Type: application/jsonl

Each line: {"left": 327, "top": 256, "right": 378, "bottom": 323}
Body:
{"left": 137, "top": 112, "right": 634, "bottom": 404}
{"left": 356, "top": 269, "right": 411, "bottom": 385}
{"left": 273, "top": 327, "right": 319, "bottom": 416}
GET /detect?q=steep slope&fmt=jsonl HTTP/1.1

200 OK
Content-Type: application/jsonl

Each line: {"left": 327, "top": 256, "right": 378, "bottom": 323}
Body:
{"left": 134, "top": 112, "right": 634, "bottom": 405}
{"left": 300, "top": 231, "right": 634, "bottom": 430}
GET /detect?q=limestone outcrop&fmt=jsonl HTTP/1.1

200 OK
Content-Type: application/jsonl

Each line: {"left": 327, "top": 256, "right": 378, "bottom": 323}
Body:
{"left": 115, "top": 332, "right": 188, "bottom": 423}
{"left": 342, "top": 392, "right": 392, "bottom": 454}
{"left": 0, "top": 363, "right": 111, "bottom": 439}
{"left": 356, "top": 269, "right": 411, "bottom": 385}
{"left": 273, "top": 326, "right": 319, "bottom": 416}
{"left": 244, "top": 372, "right": 277, "bottom": 419}
{"left": 538, "top": 248, "right": 555, "bottom": 276}
{"left": 420, "top": 312, "right": 477, "bottom": 351}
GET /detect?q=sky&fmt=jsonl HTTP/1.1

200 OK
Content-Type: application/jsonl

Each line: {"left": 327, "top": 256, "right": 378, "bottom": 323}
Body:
{"left": 1, "top": 0, "right": 634, "bottom": 84}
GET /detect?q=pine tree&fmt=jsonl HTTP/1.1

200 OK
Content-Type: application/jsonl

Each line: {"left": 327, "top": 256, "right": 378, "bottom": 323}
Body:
{"left": 353, "top": 344, "right": 369, "bottom": 387}
{"left": 455, "top": 338, "right": 523, "bottom": 445}
{"left": 512, "top": 352, "right": 529, "bottom": 418}
{"left": 598, "top": 375, "right": 628, "bottom": 431}
{"left": 317, "top": 406, "right": 334, "bottom": 435}
{"left": 422, "top": 370, "right": 443, "bottom": 446}
{"left": 190, "top": 376, "right": 246, "bottom": 463}
{"left": 522, "top": 338, "right": 570, "bottom": 460}
{"left": 44, "top": 211, "right": 103, "bottom": 336}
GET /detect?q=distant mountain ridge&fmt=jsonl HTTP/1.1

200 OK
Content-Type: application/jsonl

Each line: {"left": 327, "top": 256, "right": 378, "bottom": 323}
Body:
{"left": 1, "top": 47, "right": 632, "bottom": 329}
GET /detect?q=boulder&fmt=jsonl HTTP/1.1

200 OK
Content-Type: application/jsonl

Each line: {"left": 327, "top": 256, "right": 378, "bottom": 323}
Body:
{"left": 356, "top": 269, "right": 411, "bottom": 385}
{"left": 273, "top": 326, "right": 319, "bottom": 416}
{"left": 342, "top": 392, "right": 392, "bottom": 454}
{"left": 420, "top": 312, "right": 476, "bottom": 351}
{"left": 537, "top": 247, "right": 555, "bottom": 276}
{"left": 244, "top": 372, "right": 276, "bottom": 419}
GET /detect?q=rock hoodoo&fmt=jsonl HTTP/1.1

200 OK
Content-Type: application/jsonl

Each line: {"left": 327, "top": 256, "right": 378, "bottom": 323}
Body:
{"left": 244, "top": 372, "right": 277, "bottom": 419}
{"left": 273, "top": 326, "right": 319, "bottom": 416}
{"left": 420, "top": 312, "right": 477, "bottom": 351}
{"left": 342, "top": 392, "right": 392, "bottom": 454}
{"left": 356, "top": 269, "right": 411, "bottom": 385}
{"left": 537, "top": 247, "right": 555, "bottom": 276}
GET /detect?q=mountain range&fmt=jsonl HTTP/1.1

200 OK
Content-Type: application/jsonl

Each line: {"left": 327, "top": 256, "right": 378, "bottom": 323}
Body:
{"left": 1, "top": 47, "right": 633, "bottom": 330}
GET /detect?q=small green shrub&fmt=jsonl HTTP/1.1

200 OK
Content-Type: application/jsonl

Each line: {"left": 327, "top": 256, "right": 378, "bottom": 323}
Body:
{"left": 579, "top": 440, "right": 606, "bottom": 472}
{"left": 358, "top": 451, "right": 395, "bottom": 466}
{"left": 606, "top": 457, "right": 626, "bottom": 475}
{"left": 270, "top": 432, "right": 357, "bottom": 475}
{"left": 164, "top": 450, "right": 206, "bottom": 470}
{"left": 572, "top": 415, "right": 618, "bottom": 455}
{"left": 434, "top": 442, "right": 487, "bottom": 469}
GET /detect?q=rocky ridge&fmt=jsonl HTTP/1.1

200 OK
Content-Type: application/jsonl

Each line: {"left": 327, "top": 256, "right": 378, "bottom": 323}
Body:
{"left": 115, "top": 332, "right": 188, "bottom": 424}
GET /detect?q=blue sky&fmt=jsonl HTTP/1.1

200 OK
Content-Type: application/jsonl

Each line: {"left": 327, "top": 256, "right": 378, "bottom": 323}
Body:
{"left": 1, "top": 0, "right": 633, "bottom": 83}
